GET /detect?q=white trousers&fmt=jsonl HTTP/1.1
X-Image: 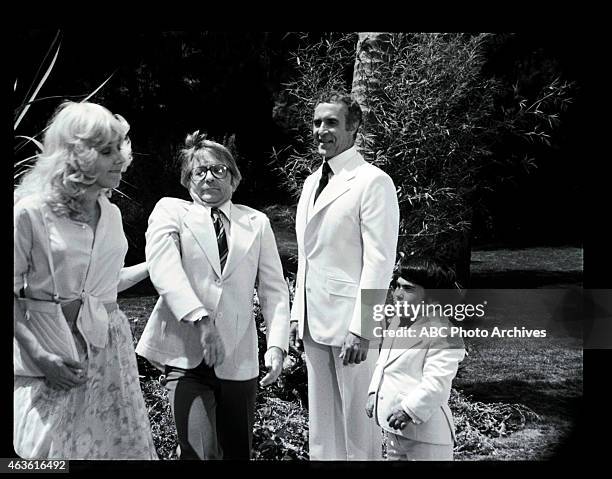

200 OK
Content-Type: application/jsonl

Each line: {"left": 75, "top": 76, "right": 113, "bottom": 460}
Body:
{"left": 386, "top": 431, "right": 454, "bottom": 461}
{"left": 303, "top": 321, "right": 381, "bottom": 460}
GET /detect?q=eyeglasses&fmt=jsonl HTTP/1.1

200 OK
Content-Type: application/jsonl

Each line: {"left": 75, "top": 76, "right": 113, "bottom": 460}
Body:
{"left": 191, "top": 164, "right": 229, "bottom": 181}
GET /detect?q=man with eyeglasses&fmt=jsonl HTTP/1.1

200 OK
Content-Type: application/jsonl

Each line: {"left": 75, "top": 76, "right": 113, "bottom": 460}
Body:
{"left": 136, "top": 131, "right": 289, "bottom": 460}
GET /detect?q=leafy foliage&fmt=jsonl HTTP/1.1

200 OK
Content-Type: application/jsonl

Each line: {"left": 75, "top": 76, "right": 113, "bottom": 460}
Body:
{"left": 13, "top": 31, "right": 118, "bottom": 186}
{"left": 252, "top": 396, "right": 308, "bottom": 460}
{"left": 272, "top": 32, "right": 574, "bottom": 282}
{"left": 271, "top": 33, "right": 358, "bottom": 195}
{"left": 450, "top": 388, "right": 540, "bottom": 456}
{"left": 129, "top": 291, "right": 542, "bottom": 460}
{"left": 13, "top": 31, "right": 62, "bottom": 185}
{"left": 133, "top": 285, "right": 310, "bottom": 460}
{"left": 139, "top": 377, "right": 178, "bottom": 460}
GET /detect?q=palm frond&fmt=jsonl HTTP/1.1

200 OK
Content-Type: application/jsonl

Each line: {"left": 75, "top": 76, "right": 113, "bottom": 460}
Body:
{"left": 15, "top": 135, "right": 43, "bottom": 152}
{"left": 112, "top": 187, "right": 142, "bottom": 207}
{"left": 15, "top": 30, "right": 61, "bottom": 112}
{"left": 14, "top": 154, "right": 39, "bottom": 169}
{"left": 14, "top": 33, "right": 62, "bottom": 130}
{"left": 81, "top": 70, "right": 116, "bottom": 103}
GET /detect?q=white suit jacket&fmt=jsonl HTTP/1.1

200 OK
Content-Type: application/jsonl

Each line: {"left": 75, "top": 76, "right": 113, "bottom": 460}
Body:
{"left": 291, "top": 148, "right": 399, "bottom": 345}
{"left": 368, "top": 315, "right": 465, "bottom": 445}
{"left": 135, "top": 197, "right": 289, "bottom": 381}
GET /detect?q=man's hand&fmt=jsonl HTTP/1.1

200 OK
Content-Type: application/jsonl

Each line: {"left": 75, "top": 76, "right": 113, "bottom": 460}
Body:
{"left": 35, "top": 352, "right": 87, "bottom": 391}
{"left": 339, "top": 332, "right": 369, "bottom": 365}
{"left": 198, "top": 318, "right": 225, "bottom": 366}
{"left": 260, "top": 346, "right": 284, "bottom": 387}
{"left": 386, "top": 403, "right": 411, "bottom": 431}
{"left": 365, "top": 392, "right": 376, "bottom": 418}
{"left": 289, "top": 321, "right": 302, "bottom": 352}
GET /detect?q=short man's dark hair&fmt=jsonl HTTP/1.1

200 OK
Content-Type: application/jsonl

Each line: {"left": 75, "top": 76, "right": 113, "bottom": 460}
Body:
{"left": 316, "top": 90, "right": 363, "bottom": 137}
{"left": 392, "top": 254, "right": 459, "bottom": 304}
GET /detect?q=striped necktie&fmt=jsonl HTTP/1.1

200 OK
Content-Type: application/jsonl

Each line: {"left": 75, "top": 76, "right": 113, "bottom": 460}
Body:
{"left": 211, "top": 208, "right": 228, "bottom": 272}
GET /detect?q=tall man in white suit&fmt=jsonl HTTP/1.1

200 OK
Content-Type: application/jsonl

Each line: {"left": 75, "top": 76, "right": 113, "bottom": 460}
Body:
{"left": 136, "top": 132, "right": 289, "bottom": 460}
{"left": 289, "top": 92, "right": 400, "bottom": 460}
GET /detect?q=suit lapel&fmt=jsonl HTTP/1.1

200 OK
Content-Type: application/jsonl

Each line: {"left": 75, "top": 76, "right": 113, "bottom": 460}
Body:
{"left": 183, "top": 202, "right": 222, "bottom": 278}
{"left": 309, "top": 172, "right": 352, "bottom": 218}
{"left": 222, "top": 206, "right": 257, "bottom": 278}
{"left": 383, "top": 317, "right": 427, "bottom": 367}
{"left": 385, "top": 338, "right": 424, "bottom": 367}
{"left": 306, "top": 153, "right": 364, "bottom": 225}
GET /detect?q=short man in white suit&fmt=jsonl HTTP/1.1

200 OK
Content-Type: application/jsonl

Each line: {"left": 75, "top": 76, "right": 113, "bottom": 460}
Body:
{"left": 366, "top": 256, "right": 466, "bottom": 461}
{"left": 289, "top": 91, "right": 400, "bottom": 460}
{"left": 136, "top": 132, "right": 289, "bottom": 460}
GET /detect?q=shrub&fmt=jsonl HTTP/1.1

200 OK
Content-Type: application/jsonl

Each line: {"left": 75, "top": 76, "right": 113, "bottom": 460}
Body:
{"left": 450, "top": 387, "right": 540, "bottom": 456}
{"left": 272, "top": 32, "right": 573, "bottom": 283}
{"left": 130, "top": 295, "right": 541, "bottom": 460}
{"left": 139, "top": 378, "right": 178, "bottom": 459}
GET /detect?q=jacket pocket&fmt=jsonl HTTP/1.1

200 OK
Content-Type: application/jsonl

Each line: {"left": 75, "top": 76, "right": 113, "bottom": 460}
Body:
{"left": 326, "top": 277, "right": 358, "bottom": 297}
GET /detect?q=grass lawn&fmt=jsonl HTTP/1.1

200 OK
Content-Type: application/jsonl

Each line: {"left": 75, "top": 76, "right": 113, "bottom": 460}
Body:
{"left": 121, "top": 242, "right": 583, "bottom": 461}
{"left": 471, "top": 246, "right": 582, "bottom": 273}
{"left": 453, "top": 336, "right": 581, "bottom": 460}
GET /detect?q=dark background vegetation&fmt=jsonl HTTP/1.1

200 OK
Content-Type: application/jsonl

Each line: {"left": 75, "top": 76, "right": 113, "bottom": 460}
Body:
{"left": 13, "top": 30, "right": 585, "bottom": 269}
{"left": 11, "top": 30, "right": 592, "bottom": 462}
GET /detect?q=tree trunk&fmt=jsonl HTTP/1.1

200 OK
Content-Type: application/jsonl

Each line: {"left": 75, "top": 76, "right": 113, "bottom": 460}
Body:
{"left": 350, "top": 32, "right": 473, "bottom": 286}
{"left": 351, "top": 32, "right": 391, "bottom": 150}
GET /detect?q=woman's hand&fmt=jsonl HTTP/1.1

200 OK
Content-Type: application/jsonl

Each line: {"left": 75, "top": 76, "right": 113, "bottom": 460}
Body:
{"left": 34, "top": 352, "right": 87, "bottom": 391}
{"left": 14, "top": 300, "right": 87, "bottom": 391}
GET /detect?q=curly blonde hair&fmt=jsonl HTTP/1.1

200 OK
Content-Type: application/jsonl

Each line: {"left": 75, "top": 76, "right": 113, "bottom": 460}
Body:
{"left": 14, "top": 101, "right": 132, "bottom": 221}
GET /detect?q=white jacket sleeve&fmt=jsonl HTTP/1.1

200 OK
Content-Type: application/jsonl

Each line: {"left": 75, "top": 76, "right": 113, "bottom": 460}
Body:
{"left": 349, "top": 174, "right": 399, "bottom": 338}
{"left": 256, "top": 216, "right": 290, "bottom": 353}
{"left": 145, "top": 198, "right": 208, "bottom": 321}
{"left": 399, "top": 345, "right": 465, "bottom": 423}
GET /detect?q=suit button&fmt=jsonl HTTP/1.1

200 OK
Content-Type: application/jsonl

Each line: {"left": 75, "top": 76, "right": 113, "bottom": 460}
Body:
{"left": 379, "top": 395, "right": 384, "bottom": 400}
{"left": 306, "top": 287, "right": 311, "bottom": 292}
{"left": 217, "top": 312, "right": 223, "bottom": 319}
{"left": 215, "top": 279, "right": 221, "bottom": 285}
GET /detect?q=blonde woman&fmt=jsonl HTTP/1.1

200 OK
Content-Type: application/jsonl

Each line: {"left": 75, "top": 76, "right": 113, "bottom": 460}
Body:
{"left": 13, "top": 102, "right": 157, "bottom": 459}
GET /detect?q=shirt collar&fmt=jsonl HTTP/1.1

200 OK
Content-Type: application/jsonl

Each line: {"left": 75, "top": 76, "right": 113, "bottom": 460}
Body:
{"left": 189, "top": 189, "right": 232, "bottom": 221}
{"left": 205, "top": 200, "right": 232, "bottom": 222}
{"left": 214, "top": 200, "right": 232, "bottom": 221}
{"left": 325, "top": 145, "right": 357, "bottom": 175}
